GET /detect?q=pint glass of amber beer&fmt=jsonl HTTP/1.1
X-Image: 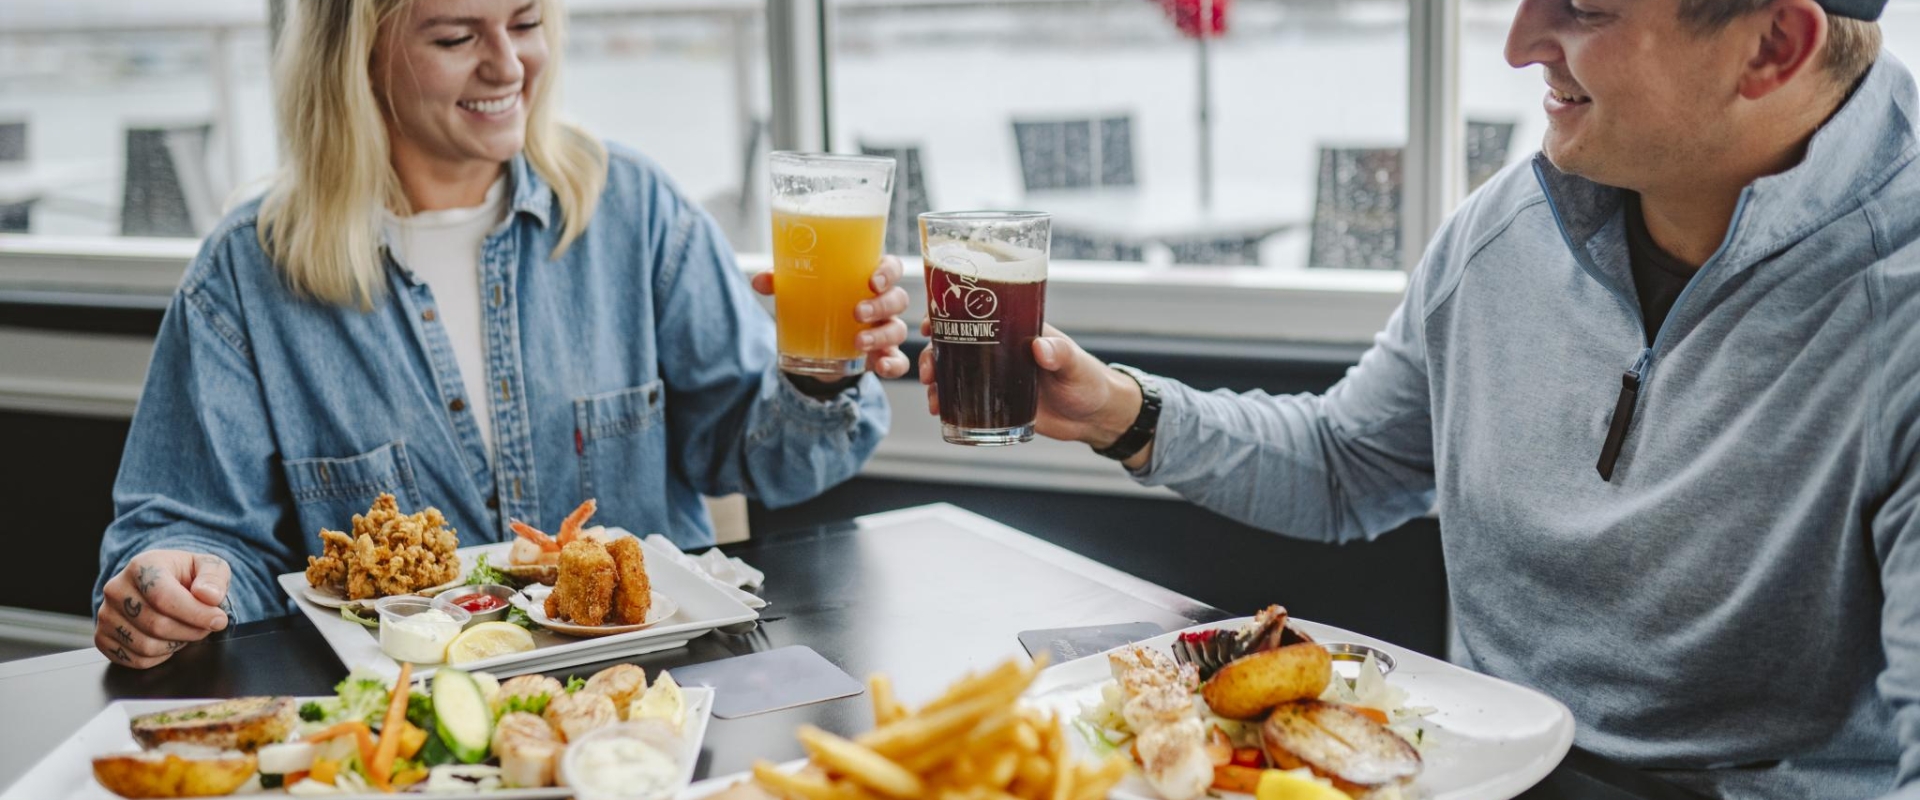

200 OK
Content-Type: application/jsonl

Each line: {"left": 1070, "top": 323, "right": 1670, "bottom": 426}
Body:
{"left": 770, "top": 152, "right": 895, "bottom": 378}
{"left": 920, "top": 211, "right": 1050, "bottom": 446}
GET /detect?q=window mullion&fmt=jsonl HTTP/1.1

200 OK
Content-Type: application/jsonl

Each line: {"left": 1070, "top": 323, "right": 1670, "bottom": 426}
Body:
{"left": 1404, "top": 0, "right": 1464, "bottom": 272}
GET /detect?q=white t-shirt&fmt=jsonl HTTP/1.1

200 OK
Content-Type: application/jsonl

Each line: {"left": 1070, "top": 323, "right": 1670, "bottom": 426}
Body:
{"left": 382, "top": 178, "right": 508, "bottom": 461}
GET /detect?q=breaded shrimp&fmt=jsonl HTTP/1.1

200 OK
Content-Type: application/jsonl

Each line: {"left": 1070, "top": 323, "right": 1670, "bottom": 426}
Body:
{"left": 607, "top": 536, "right": 653, "bottom": 625}
{"left": 552, "top": 540, "right": 616, "bottom": 625}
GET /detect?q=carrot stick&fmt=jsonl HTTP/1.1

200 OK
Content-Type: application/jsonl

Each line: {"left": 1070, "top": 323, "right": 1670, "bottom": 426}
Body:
{"left": 1353, "top": 706, "right": 1390, "bottom": 725}
{"left": 369, "top": 663, "right": 412, "bottom": 792}
{"left": 304, "top": 721, "right": 369, "bottom": 743}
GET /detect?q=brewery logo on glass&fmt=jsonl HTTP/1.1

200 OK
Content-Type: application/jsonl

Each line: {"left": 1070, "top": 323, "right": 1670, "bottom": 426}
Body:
{"left": 782, "top": 219, "right": 819, "bottom": 273}
{"left": 931, "top": 272, "right": 1002, "bottom": 343}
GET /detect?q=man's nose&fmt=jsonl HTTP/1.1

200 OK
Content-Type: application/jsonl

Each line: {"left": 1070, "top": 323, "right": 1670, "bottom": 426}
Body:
{"left": 1504, "top": 0, "right": 1561, "bottom": 69}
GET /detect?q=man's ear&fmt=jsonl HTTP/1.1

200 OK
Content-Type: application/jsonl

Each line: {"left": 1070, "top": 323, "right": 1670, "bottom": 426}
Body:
{"left": 1738, "top": 0, "right": 1827, "bottom": 100}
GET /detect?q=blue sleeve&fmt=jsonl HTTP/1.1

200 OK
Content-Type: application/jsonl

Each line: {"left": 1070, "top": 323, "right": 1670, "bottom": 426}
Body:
{"left": 93, "top": 233, "right": 300, "bottom": 623}
{"left": 650, "top": 184, "right": 889, "bottom": 508}
{"left": 1128, "top": 219, "right": 1455, "bottom": 544}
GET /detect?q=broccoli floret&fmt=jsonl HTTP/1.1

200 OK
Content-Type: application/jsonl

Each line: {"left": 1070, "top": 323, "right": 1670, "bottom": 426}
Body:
{"left": 298, "top": 701, "right": 326, "bottom": 723}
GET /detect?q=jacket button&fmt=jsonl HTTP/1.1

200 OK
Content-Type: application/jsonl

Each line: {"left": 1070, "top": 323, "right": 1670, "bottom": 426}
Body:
{"left": 422, "top": 308, "right": 436, "bottom": 322}
{"left": 449, "top": 398, "right": 466, "bottom": 412}
{"left": 485, "top": 495, "right": 499, "bottom": 510}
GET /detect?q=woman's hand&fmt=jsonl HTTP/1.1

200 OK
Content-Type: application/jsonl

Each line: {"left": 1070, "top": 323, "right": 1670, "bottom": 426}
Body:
{"left": 95, "top": 550, "right": 231, "bottom": 669}
{"left": 752, "top": 255, "right": 913, "bottom": 379}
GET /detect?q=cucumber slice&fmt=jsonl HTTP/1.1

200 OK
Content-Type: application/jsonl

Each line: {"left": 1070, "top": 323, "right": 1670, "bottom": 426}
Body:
{"left": 432, "top": 669, "right": 495, "bottom": 764}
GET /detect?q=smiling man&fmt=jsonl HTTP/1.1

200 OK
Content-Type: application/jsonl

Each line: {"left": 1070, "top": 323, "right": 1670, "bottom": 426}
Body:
{"left": 943, "top": 0, "right": 1920, "bottom": 796}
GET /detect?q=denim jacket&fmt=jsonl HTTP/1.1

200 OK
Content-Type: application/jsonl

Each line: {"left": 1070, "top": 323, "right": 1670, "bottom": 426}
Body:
{"left": 94, "top": 145, "right": 889, "bottom": 623}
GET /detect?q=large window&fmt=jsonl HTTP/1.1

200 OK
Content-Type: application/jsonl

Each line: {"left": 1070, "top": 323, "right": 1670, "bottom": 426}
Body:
{"left": 0, "top": 3, "right": 275, "bottom": 238}
{"left": 829, "top": 0, "right": 1410, "bottom": 272}
{"left": 561, "top": 2, "right": 769, "bottom": 250}
{"left": 0, "top": 0, "right": 769, "bottom": 246}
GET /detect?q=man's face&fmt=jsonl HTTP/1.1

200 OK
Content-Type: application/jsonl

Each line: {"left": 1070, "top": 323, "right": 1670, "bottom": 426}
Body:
{"left": 1505, "top": 0, "right": 1755, "bottom": 191}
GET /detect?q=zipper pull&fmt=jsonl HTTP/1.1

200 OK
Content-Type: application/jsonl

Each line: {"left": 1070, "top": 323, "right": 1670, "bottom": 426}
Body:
{"left": 1596, "top": 350, "right": 1651, "bottom": 482}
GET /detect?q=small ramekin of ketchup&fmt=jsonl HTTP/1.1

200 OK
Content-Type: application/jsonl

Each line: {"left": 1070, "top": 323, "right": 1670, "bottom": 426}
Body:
{"left": 435, "top": 583, "right": 515, "bottom": 625}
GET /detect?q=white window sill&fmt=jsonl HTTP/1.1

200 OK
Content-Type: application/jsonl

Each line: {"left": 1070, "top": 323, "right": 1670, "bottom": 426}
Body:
{"left": 0, "top": 235, "right": 1401, "bottom": 497}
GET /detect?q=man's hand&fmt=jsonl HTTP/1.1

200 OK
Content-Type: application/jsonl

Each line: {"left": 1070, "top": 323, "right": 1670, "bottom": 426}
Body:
{"left": 919, "top": 323, "right": 1152, "bottom": 468}
{"left": 751, "top": 254, "right": 913, "bottom": 379}
{"left": 95, "top": 550, "right": 231, "bottom": 669}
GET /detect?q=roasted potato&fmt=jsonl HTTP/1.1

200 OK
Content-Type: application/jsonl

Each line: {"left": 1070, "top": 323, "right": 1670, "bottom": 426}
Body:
{"left": 1261, "top": 699, "right": 1421, "bottom": 792}
{"left": 1200, "top": 643, "right": 1332, "bottom": 719}
{"left": 92, "top": 751, "right": 257, "bottom": 798}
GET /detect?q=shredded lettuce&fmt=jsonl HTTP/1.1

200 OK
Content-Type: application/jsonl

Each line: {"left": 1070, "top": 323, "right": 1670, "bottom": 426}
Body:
{"left": 465, "top": 554, "right": 511, "bottom": 588}
{"left": 1070, "top": 718, "right": 1127, "bottom": 758}
{"left": 332, "top": 670, "right": 394, "bottom": 725}
{"left": 495, "top": 693, "right": 551, "bottom": 719}
{"left": 563, "top": 676, "right": 586, "bottom": 694}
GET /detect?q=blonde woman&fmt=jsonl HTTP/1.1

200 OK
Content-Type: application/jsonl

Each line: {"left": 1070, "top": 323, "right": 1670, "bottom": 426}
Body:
{"left": 90, "top": 0, "right": 909, "bottom": 668}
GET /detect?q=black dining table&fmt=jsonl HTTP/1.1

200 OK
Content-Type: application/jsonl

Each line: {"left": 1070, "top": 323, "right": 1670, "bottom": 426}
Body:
{"left": 0, "top": 503, "right": 1704, "bottom": 800}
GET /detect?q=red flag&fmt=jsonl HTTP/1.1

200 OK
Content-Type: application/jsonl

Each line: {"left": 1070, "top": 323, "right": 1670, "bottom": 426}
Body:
{"left": 1157, "top": 0, "right": 1230, "bottom": 38}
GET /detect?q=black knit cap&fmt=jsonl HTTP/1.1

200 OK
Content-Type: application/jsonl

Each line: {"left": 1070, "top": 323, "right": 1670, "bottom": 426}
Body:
{"left": 1820, "top": 0, "right": 1886, "bottom": 21}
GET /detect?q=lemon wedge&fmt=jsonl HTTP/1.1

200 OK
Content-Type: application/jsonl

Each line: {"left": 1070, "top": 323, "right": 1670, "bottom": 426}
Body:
{"left": 1255, "top": 768, "right": 1348, "bottom": 800}
{"left": 629, "top": 671, "right": 686, "bottom": 729}
{"left": 445, "top": 622, "right": 536, "bottom": 665}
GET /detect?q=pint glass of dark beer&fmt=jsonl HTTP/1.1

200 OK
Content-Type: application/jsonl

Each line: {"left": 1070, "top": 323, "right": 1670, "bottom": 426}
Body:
{"left": 919, "top": 211, "right": 1050, "bottom": 446}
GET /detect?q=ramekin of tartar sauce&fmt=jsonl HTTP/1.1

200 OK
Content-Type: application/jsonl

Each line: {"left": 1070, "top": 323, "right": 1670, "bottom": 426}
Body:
{"left": 376, "top": 595, "right": 470, "bottom": 664}
{"left": 561, "top": 720, "right": 688, "bottom": 800}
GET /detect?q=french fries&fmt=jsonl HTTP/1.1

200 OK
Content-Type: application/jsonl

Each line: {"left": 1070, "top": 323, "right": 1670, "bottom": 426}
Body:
{"left": 755, "top": 658, "right": 1129, "bottom": 800}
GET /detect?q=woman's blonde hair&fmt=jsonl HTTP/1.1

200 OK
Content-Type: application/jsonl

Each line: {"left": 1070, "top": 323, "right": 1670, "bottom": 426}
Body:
{"left": 258, "top": 0, "right": 607, "bottom": 308}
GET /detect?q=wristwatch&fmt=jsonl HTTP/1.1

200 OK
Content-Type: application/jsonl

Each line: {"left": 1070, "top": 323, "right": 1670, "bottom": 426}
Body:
{"left": 1093, "top": 363, "right": 1161, "bottom": 462}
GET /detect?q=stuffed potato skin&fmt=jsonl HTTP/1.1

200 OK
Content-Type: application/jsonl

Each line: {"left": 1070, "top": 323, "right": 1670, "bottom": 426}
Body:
{"left": 1199, "top": 642, "right": 1332, "bottom": 720}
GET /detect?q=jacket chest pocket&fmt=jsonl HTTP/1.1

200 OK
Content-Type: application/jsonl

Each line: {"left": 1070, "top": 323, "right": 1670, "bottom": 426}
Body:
{"left": 281, "top": 441, "right": 422, "bottom": 546}
{"left": 574, "top": 381, "right": 668, "bottom": 514}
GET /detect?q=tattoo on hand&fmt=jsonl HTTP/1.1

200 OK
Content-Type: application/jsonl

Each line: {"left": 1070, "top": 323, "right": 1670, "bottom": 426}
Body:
{"left": 134, "top": 564, "right": 160, "bottom": 596}
{"left": 122, "top": 596, "right": 143, "bottom": 619}
{"left": 109, "top": 645, "right": 132, "bottom": 664}
{"left": 114, "top": 625, "right": 133, "bottom": 645}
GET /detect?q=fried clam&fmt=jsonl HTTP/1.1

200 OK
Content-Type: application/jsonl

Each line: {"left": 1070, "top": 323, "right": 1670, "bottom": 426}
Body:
{"left": 581, "top": 664, "right": 647, "bottom": 718}
{"left": 492, "top": 712, "right": 562, "bottom": 788}
{"left": 543, "top": 689, "right": 618, "bottom": 743}
{"left": 1261, "top": 699, "right": 1422, "bottom": 794}
{"left": 1200, "top": 641, "right": 1332, "bottom": 720}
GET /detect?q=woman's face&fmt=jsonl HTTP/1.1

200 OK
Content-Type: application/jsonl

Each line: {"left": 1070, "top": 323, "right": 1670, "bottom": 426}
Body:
{"left": 372, "top": 0, "right": 547, "bottom": 171}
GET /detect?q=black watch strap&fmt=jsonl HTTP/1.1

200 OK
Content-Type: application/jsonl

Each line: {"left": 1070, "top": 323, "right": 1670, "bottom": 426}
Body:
{"left": 1094, "top": 364, "right": 1161, "bottom": 462}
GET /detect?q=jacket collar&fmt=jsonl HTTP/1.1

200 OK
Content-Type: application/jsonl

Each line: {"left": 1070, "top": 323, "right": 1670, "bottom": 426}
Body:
{"left": 383, "top": 153, "right": 553, "bottom": 285}
{"left": 506, "top": 151, "right": 554, "bottom": 229}
{"left": 1533, "top": 50, "right": 1918, "bottom": 277}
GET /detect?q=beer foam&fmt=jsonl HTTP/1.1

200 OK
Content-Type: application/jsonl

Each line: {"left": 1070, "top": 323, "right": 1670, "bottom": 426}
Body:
{"left": 772, "top": 189, "right": 890, "bottom": 218}
{"left": 925, "top": 241, "right": 1048, "bottom": 283}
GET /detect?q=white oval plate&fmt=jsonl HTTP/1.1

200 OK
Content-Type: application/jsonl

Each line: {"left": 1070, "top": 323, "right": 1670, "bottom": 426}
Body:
{"left": 512, "top": 587, "right": 680, "bottom": 638}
